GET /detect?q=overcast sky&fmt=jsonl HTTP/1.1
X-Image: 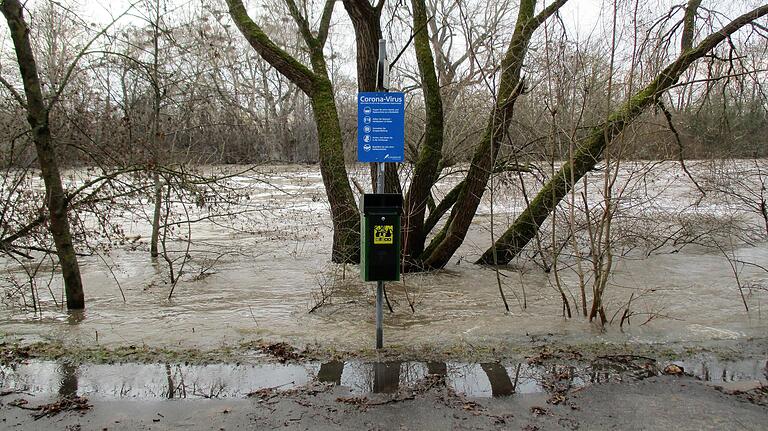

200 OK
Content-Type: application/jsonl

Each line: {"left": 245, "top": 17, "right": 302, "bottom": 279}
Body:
{"left": 22, "top": 0, "right": 761, "bottom": 50}
{"left": 5, "top": 0, "right": 763, "bottom": 86}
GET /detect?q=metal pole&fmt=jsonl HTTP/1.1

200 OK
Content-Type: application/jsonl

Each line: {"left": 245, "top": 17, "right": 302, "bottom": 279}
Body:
{"left": 376, "top": 162, "right": 385, "bottom": 348}
{"left": 375, "top": 39, "right": 388, "bottom": 350}
{"left": 376, "top": 280, "right": 384, "bottom": 348}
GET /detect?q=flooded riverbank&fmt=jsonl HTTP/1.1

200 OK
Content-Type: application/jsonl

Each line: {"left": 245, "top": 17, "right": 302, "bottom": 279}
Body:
{"left": 0, "top": 162, "right": 767, "bottom": 355}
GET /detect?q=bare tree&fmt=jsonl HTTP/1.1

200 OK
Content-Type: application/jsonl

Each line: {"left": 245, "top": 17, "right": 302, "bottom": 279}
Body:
{"left": 227, "top": 0, "right": 360, "bottom": 263}
{"left": 401, "top": 0, "right": 445, "bottom": 263}
{"left": 422, "top": 0, "right": 569, "bottom": 269}
{"left": 1, "top": 0, "right": 84, "bottom": 309}
{"left": 480, "top": 2, "right": 768, "bottom": 266}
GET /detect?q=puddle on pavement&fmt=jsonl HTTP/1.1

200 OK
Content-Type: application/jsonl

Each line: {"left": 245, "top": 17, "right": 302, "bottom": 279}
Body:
{"left": 1, "top": 356, "right": 765, "bottom": 400}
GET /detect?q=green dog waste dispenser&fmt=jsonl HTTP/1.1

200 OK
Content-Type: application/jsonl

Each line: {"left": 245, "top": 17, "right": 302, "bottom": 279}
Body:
{"left": 361, "top": 193, "right": 402, "bottom": 282}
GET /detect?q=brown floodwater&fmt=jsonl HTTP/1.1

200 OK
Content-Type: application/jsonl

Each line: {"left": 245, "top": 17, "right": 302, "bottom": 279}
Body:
{"left": 1, "top": 162, "right": 767, "bottom": 352}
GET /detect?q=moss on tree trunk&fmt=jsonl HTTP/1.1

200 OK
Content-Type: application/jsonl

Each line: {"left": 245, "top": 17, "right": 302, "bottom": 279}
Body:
{"left": 310, "top": 73, "right": 361, "bottom": 262}
{"left": 478, "top": 3, "right": 768, "bottom": 265}
{"left": 402, "top": 0, "right": 445, "bottom": 266}
{"left": 423, "top": 0, "right": 567, "bottom": 269}
{"left": 227, "top": 0, "right": 360, "bottom": 263}
{"left": 2, "top": 0, "right": 84, "bottom": 309}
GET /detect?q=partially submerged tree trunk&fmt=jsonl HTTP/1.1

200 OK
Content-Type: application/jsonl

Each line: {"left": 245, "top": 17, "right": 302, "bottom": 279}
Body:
{"left": 422, "top": 0, "right": 568, "bottom": 269}
{"left": 309, "top": 61, "right": 361, "bottom": 263}
{"left": 479, "top": 3, "right": 768, "bottom": 265}
{"left": 342, "top": 0, "right": 448, "bottom": 268}
{"left": 150, "top": 173, "right": 162, "bottom": 258}
{"left": 402, "top": 0, "right": 445, "bottom": 266}
{"left": 149, "top": 0, "right": 163, "bottom": 259}
{"left": 1, "top": 0, "right": 85, "bottom": 309}
{"left": 227, "top": 0, "right": 360, "bottom": 262}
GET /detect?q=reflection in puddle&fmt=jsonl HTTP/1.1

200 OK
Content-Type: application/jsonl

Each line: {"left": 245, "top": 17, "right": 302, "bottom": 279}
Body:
{"left": 678, "top": 357, "right": 768, "bottom": 384}
{"left": 481, "top": 363, "right": 515, "bottom": 396}
{"left": 373, "top": 362, "right": 400, "bottom": 394}
{"left": 58, "top": 362, "right": 78, "bottom": 398}
{"left": 1, "top": 357, "right": 765, "bottom": 400}
{"left": 317, "top": 360, "right": 343, "bottom": 385}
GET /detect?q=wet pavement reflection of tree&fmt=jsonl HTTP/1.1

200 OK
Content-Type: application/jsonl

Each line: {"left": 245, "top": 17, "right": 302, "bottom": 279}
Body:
{"left": 58, "top": 363, "right": 78, "bottom": 398}
{"left": 316, "top": 361, "right": 523, "bottom": 397}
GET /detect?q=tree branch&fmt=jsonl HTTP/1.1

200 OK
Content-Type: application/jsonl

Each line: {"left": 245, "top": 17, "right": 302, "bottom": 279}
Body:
{"left": 1, "top": 214, "right": 46, "bottom": 246}
{"left": 424, "top": 180, "right": 465, "bottom": 236}
{"left": 477, "top": 2, "right": 768, "bottom": 265}
{"left": 681, "top": 0, "right": 702, "bottom": 52}
{"left": 226, "top": 0, "right": 316, "bottom": 95}
{"left": 48, "top": 1, "right": 139, "bottom": 108}
{"left": 0, "top": 73, "right": 26, "bottom": 107}
{"left": 317, "top": 0, "right": 336, "bottom": 47}
{"left": 284, "top": 0, "right": 317, "bottom": 47}
{"left": 529, "top": 0, "right": 569, "bottom": 29}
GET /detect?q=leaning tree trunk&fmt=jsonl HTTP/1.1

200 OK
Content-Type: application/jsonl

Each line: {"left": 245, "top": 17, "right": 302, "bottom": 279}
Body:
{"left": 478, "top": 3, "right": 768, "bottom": 265}
{"left": 402, "top": 0, "right": 445, "bottom": 266}
{"left": 2, "top": 0, "right": 85, "bottom": 309}
{"left": 227, "top": 0, "right": 361, "bottom": 263}
{"left": 422, "top": 0, "right": 568, "bottom": 269}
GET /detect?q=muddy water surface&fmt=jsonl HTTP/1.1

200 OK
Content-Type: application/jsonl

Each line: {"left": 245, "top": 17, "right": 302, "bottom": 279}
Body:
{"left": 1, "top": 162, "right": 767, "bottom": 353}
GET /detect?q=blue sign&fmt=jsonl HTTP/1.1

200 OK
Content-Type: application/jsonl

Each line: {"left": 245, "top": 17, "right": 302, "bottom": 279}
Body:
{"left": 357, "top": 92, "right": 405, "bottom": 162}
